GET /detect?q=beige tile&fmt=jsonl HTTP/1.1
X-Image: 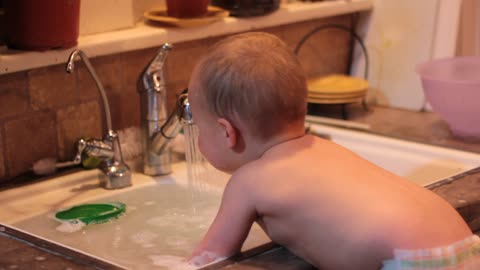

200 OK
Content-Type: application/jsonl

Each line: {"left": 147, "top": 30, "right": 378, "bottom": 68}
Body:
{"left": 77, "top": 54, "right": 125, "bottom": 101}
{"left": 56, "top": 101, "right": 103, "bottom": 160}
{"left": 0, "top": 72, "right": 30, "bottom": 119}
{"left": 5, "top": 113, "right": 57, "bottom": 178}
{"left": 0, "top": 71, "right": 27, "bottom": 90}
{"left": 166, "top": 39, "right": 210, "bottom": 83}
{"left": 0, "top": 130, "right": 5, "bottom": 181}
{"left": 28, "top": 65, "right": 77, "bottom": 110}
{"left": 108, "top": 91, "right": 141, "bottom": 130}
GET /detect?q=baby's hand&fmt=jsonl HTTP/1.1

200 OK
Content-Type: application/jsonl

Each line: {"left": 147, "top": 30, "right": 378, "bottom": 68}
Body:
{"left": 189, "top": 251, "right": 226, "bottom": 268}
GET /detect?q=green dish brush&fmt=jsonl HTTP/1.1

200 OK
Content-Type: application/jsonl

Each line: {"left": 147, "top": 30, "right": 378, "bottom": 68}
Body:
{"left": 55, "top": 202, "right": 126, "bottom": 225}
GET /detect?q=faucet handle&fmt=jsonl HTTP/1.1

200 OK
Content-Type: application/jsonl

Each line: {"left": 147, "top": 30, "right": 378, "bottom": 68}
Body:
{"left": 75, "top": 135, "right": 132, "bottom": 189}
{"left": 146, "top": 43, "right": 173, "bottom": 75}
{"left": 73, "top": 139, "right": 87, "bottom": 164}
{"left": 139, "top": 43, "right": 173, "bottom": 93}
{"left": 102, "top": 130, "right": 132, "bottom": 189}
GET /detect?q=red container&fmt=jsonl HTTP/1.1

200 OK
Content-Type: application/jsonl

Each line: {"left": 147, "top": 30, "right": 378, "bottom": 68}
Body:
{"left": 4, "top": 0, "right": 80, "bottom": 51}
{"left": 166, "top": 0, "right": 209, "bottom": 18}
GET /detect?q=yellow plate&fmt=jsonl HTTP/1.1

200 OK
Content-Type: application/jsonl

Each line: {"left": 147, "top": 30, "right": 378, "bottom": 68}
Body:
{"left": 307, "top": 96, "right": 364, "bottom": 105}
{"left": 308, "top": 74, "right": 368, "bottom": 95}
{"left": 308, "top": 90, "right": 367, "bottom": 99}
{"left": 144, "top": 6, "right": 229, "bottom": 28}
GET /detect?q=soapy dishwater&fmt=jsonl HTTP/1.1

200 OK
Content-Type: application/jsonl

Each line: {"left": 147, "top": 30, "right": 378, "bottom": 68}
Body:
{"left": 15, "top": 183, "right": 244, "bottom": 270}
{"left": 130, "top": 230, "right": 159, "bottom": 246}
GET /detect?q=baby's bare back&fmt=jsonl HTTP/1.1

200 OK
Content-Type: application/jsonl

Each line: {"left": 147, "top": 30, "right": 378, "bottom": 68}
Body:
{"left": 243, "top": 135, "right": 471, "bottom": 270}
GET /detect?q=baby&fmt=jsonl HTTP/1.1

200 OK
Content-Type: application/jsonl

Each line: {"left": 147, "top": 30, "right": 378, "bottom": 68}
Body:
{"left": 187, "top": 32, "right": 480, "bottom": 269}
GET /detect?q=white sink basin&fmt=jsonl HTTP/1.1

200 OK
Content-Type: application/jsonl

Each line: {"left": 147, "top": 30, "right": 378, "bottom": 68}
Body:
{"left": 306, "top": 123, "right": 480, "bottom": 186}
{"left": 1, "top": 122, "right": 480, "bottom": 269}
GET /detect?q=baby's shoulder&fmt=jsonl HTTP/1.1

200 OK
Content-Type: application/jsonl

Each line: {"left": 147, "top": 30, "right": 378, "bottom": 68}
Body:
{"left": 231, "top": 161, "right": 264, "bottom": 182}
{"left": 228, "top": 161, "right": 271, "bottom": 190}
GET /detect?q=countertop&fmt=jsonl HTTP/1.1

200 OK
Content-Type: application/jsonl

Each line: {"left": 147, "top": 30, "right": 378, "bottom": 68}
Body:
{"left": 2, "top": 105, "right": 480, "bottom": 270}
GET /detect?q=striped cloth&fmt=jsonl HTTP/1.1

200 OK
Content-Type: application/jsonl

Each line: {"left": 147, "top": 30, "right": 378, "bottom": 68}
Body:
{"left": 382, "top": 235, "right": 480, "bottom": 270}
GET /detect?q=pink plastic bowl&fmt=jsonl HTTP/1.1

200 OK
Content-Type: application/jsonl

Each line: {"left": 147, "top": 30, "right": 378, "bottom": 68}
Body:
{"left": 416, "top": 56, "right": 480, "bottom": 139}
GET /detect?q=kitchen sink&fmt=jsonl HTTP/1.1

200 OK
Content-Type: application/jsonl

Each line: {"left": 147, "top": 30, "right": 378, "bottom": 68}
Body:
{"left": 0, "top": 163, "right": 269, "bottom": 269}
{"left": 1, "top": 122, "right": 480, "bottom": 269}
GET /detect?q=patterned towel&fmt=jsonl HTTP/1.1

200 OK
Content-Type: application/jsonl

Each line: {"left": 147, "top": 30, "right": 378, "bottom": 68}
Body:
{"left": 382, "top": 235, "right": 480, "bottom": 269}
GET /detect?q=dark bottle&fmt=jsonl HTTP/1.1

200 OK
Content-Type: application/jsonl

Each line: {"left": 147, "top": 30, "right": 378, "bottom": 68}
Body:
{"left": 212, "top": 0, "right": 280, "bottom": 17}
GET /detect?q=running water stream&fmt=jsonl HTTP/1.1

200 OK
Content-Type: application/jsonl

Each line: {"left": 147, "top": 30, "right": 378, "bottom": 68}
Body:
{"left": 183, "top": 124, "right": 230, "bottom": 193}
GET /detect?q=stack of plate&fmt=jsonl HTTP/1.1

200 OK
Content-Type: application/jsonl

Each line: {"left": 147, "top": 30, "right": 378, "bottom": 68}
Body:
{"left": 144, "top": 6, "right": 229, "bottom": 28}
{"left": 307, "top": 74, "right": 368, "bottom": 104}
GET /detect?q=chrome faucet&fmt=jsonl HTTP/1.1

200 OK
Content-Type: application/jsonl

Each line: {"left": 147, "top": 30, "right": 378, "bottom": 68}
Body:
{"left": 66, "top": 50, "right": 132, "bottom": 189}
{"left": 138, "top": 43, "right": 193, "bottom": 176}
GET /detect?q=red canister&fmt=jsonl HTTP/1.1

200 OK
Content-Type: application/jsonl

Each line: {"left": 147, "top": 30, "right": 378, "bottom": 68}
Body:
{"left": 4, "top": 0, "right": 80, "bottom": 51}
{"left": 166, "top": 0, "right": 209, "bottom": 18}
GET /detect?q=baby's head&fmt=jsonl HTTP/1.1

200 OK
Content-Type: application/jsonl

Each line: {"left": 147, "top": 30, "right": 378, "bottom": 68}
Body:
{"left": 189, "top": 32, "right": 307, "bottom": 171}
{"left": 191, "top": 32, "right": 307, "bottom": 139}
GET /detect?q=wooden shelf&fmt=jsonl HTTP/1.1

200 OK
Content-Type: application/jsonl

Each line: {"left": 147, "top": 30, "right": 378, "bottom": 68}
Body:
{"left": 0, "top": 0, "right": 373, "bottom": 75}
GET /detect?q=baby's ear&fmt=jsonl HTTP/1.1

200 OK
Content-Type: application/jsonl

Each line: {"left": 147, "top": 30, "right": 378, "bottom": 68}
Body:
{"left": 217, "top": 118, "right": 237, "bottom": 148}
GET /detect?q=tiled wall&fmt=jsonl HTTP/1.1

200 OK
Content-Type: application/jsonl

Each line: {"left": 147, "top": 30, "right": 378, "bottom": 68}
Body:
{"left": 0, "top": 15, "right": 354, "bottom": 183}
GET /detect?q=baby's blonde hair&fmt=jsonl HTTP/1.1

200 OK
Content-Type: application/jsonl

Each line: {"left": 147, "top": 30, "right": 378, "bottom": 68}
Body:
{"left": 195, "top": 32, "right": 307, "bottom": 141}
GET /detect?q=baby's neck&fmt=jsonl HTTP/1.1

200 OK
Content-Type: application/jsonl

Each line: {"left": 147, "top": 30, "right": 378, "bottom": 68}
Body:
{"left": 247, "top": 128, "right": 306, "bottom": 161}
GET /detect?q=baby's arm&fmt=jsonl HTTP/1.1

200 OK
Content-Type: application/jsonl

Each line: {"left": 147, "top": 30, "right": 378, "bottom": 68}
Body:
{"left": 190, "top": 175, "right": 257, "bottom": 266}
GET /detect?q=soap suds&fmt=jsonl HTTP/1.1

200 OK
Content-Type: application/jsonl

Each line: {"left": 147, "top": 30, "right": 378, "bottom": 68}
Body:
{"left": 55, "top": 220, "right": 86, "bottom": 233}
{"left": 130, "top": 230, "right": 158, "bottom": 245}
{"left": 190, "top": 251, "right": 226, "bottom": 268}
{"left": 164, "top": 236, "right": 190, "bottom": 251}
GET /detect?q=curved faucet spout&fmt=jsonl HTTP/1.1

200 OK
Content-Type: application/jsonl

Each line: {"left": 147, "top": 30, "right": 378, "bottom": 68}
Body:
{"left": 139, "top": 43, "right": 173, "bottom": 93}
{"left": 64, "top": 50, "right": 131, "bottom": 189}
{"left": 65, "top": 49, "right": 112, "bottom": 132}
